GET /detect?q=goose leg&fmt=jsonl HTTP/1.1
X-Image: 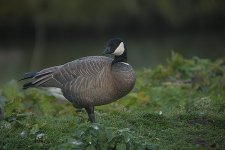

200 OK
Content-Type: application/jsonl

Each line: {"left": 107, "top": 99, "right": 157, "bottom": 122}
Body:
{"left": 85, "top": 106, "right": 96, "bottom": 123}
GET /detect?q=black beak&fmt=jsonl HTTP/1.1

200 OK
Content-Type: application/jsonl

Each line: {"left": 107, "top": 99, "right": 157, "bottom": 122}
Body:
{"left": 102, "top": 47, "right": 111, "bottom": 55}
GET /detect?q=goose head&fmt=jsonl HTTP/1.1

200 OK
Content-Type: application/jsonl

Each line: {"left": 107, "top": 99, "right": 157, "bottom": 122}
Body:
{"left": 103, "top": 38, "right": 127, "bottom": 64}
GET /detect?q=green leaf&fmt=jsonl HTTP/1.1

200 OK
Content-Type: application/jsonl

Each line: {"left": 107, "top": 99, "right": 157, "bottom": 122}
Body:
{"left": 116, "top": 143, "right": 126, "bottom": 150}
{"left": 30, "top": 124, "right": 40, "bottom": 135}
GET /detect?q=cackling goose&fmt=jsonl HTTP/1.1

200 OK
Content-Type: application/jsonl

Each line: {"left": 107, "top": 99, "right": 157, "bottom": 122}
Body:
{"left": 21, "top": 38, "right": 136, "bottom": 122}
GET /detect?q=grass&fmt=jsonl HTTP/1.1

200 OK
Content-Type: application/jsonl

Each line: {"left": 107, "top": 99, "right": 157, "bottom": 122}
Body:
{"left": 0, "top": 52, "right": 225, "bottom": 150}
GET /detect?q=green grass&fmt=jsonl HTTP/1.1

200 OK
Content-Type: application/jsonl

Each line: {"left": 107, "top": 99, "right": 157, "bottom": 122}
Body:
{"left": 0, "top": 52, "right": 225, "bottom": 149}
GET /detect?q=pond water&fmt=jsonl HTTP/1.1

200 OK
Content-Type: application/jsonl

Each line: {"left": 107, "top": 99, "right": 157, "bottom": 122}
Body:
{"left": 0, "top": 33, "right": 225, "bottom": 84}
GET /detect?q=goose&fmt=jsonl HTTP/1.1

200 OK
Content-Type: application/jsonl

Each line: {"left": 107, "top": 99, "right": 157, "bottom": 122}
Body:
{"left": 20, "top": 38, "right": 136, "bottom": 122}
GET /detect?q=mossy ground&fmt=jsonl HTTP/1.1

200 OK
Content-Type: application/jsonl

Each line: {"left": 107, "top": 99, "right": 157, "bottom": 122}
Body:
{"left": 0, "top": 53, "right": 225, "bottom": 149}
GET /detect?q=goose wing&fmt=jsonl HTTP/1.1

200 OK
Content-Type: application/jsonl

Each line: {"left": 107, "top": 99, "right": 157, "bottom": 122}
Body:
{"left": 62, "top": 63, "right": 111, "bottom": 107}
{"left": 22, "top": 56, "right": 112, "bottom": 89}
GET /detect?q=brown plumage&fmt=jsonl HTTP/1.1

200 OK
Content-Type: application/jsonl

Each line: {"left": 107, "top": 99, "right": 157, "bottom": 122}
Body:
{"left": 21, "top": 38, "right": 136, "bottom": 122}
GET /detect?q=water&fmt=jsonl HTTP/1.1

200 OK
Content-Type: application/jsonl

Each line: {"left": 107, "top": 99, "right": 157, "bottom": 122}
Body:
{"left": 0, "top": 33, "right": 225, "bottom": 84}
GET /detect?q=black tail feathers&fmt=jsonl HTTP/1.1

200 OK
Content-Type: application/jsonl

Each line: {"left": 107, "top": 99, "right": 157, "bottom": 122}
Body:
{"left": 22, "top": 82, "right": 34, "bottom": 89}
{"left": 19, "top": 72, "right": 37, "bottom": 89}
{"left": 19, "top": 71, "right": 54, "bottom": 89}
{"left": 19, "top": 72, "right": 37, "bottom": 81}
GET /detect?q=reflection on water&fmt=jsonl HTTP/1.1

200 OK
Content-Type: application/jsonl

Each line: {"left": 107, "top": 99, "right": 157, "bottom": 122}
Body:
{"left": 0, "top": 33, "right": 225, "bottom": 84}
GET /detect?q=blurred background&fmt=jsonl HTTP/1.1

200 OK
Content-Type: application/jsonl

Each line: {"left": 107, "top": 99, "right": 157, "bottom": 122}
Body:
{"left": 0, "top": 0, "right": 225, "bottom": 84}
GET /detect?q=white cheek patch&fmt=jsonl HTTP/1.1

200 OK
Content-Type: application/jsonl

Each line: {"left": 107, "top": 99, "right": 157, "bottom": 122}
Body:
{"left": 113, "top": 42, "right": 125, "bottom": 56}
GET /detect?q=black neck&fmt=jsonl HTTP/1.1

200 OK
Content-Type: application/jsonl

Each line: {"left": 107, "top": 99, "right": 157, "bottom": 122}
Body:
{"left": 112, "top": 51, "right": 127, "bottom": 65}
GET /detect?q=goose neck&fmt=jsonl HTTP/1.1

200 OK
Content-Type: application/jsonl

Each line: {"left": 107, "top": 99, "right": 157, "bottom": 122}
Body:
{"left": 112, "top": 51, "right": 127, "bottom": 65}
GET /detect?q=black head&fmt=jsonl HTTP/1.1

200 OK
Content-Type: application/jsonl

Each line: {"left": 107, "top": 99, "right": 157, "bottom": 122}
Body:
{"left": 103, "top": 38, "right": 126, "bottom": 56}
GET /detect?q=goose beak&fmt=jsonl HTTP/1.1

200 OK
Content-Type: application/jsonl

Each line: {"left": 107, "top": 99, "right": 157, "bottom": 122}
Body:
{"left": 102, "top": 47, "right": 111, "bottom": 55}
